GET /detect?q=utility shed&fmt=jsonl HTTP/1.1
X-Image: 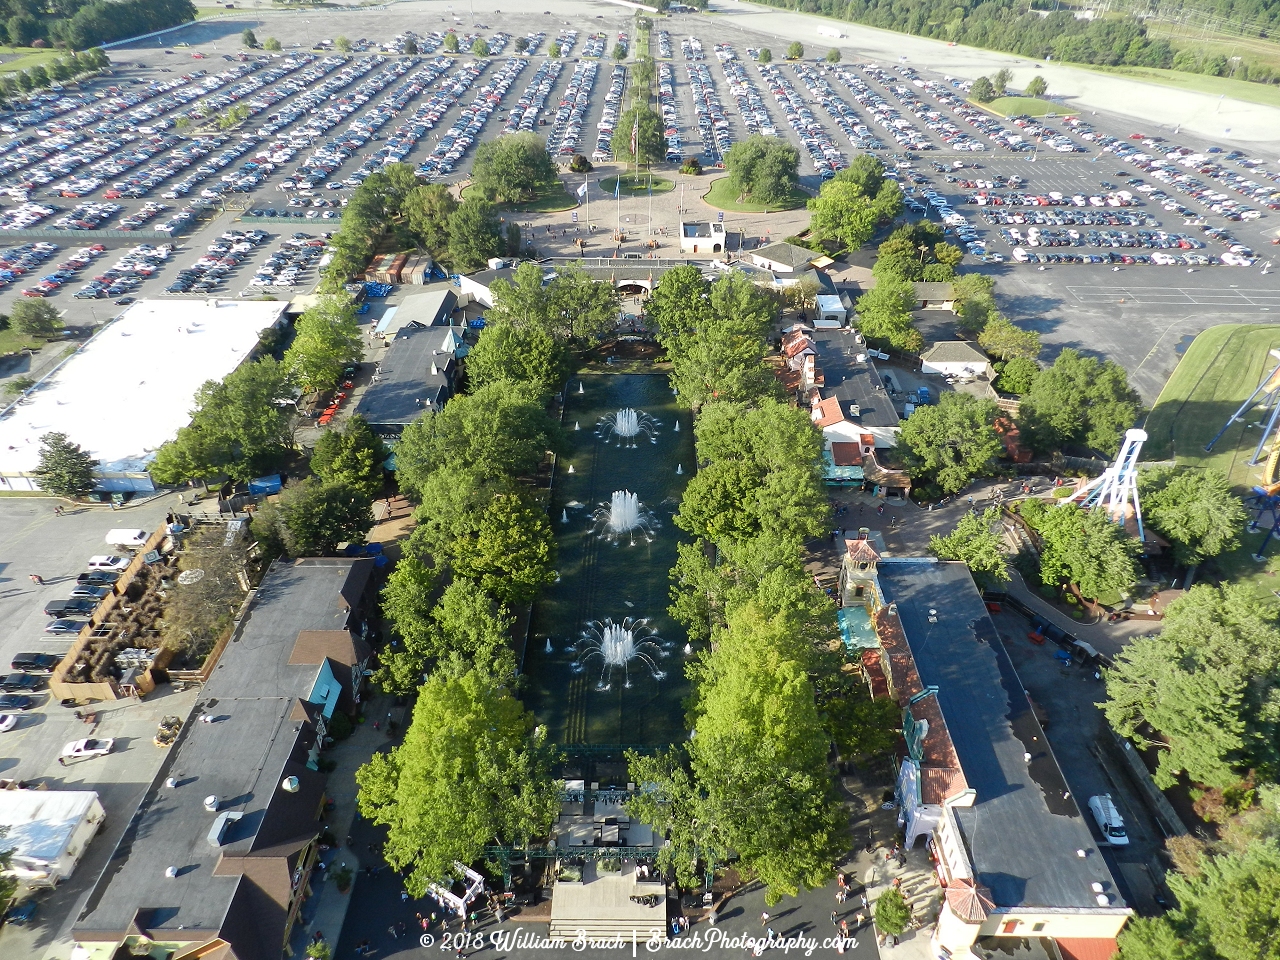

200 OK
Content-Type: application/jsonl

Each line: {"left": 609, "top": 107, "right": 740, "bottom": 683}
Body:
{"left": 0, "top": 789, "right": 105, "bottom": 886}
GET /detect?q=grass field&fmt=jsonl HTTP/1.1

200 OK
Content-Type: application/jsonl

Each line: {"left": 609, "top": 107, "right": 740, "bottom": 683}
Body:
{"left": 460, "top": 182, "right": 578, "bottom": 213}
{"left": 599, "top": 174, "right": 674, "bottom": 197}
{"left": 0, "top": 47, "right": 66, "bottom": 76}
{"left": 702, "top": 177, "right": 808, "bottom": 213}
{"left": 979, "top": 96, "right": 1058, "bottom": 117}
{"left": 1144, "top": 324, "right": 1280, "bottom": 606}
{"left": 0, "top": 328, "right": 42, "bottom": 356}
{"left": 1076, "top": 62, "right": 1280, "bottom": 110}
{"left": 1145, "top": 21, "right": 1280, "bottom": 78}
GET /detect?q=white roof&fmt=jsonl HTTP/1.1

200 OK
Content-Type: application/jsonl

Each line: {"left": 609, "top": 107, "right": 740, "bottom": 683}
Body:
{"left": 0, "top": 300, "right": 287, "bottom": 476}
{"left": 816, "top": 295, "right": 845, "bottom": 311}
{"left": 0, "top": 789, "right": 99, "bottom": 865}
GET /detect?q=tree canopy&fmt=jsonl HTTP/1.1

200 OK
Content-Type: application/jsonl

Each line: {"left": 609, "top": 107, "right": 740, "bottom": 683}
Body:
{"left": 1019, "top": 348, "right": 1141, "bottom": 455}
{"left": 310, "top": 415, "right": 386, "bottom": 500}
{"left": 355, "top": 660, "right": 559, "bottom": 895}
{"left": 284, "top": 294, "right": 362, "bottom": 393}
{"left": 486, "top": 260, "right": 618, "bottom": 344}
{"left": 35, "top": 431, "right": 96, "bottom": 499}
{"left": 402, "top": 184, "right": 457, "bottom": 260}
{"left": 873, "top": 220, "right": 962, "bottom": 283}
{"left": 465, "top": 320, "right": 570, "bottom": 399}
{"left": 1105, "top": 583, "right": 1280, "bottom": 789}
{"left": 10, "top": 299, "right": 63, "bottom": 339}
{"left": 724, "top": 135, "right": 800, "bottom": 205}
{"left": 807, "top": 157, "right": 902, "bottom": 252}
{"left": 447, "top": 197, "right": 504, "bottom": 273}
{"left": 471, "top": 132, "right": 560, "bottom": 204}
{"left": 251, "top": 478, "right": 372, "bottom": 557}
{"left": 1137, "top": 467, "right": 1246, "bottom": 566}
{"left": 854, "top": 277, "right": 923, "bottom": 353}
{"left": 899, "top": 393, "right": 1003, "bottom": 494}
{"left": 1022, "top": 499, "right": 1141, "bottom": 601}
{"left": 930, "top": 507, "right": 1010, "bottom": 588}
{"left": 610, "top": 105, "right": 667, "bottom": 166}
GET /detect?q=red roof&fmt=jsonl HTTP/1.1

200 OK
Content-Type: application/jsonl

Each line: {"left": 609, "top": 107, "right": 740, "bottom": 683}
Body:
{"left": 1057, "top": 940, "right": 1119, "bottom": 960}
{"left": 831, "top": 442, "right": 863, "bottom": 467}
{"left": 846, "top": 537, "right": 880, "bottom": 563}
{"left": 811, "top": 396, "right": 845, "bottom": 428}
{"left": 994, "top": 416, "right": 1032, "bottom": 463}
{"left": 783, "top": 335, "right": 816, "bottom": 359}
{"left": 862, "top": 648, "right": 889, "bottom": 699}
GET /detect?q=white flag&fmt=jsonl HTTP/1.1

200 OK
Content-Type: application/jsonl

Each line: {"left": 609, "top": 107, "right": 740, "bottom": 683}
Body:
{"left": 577, "top": 182, "right": 588, "bottom": 198}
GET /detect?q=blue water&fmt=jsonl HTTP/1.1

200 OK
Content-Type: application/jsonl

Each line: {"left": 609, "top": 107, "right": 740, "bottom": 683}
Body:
{"left": 839, "top": 606, "right": 879, "bottom": 652}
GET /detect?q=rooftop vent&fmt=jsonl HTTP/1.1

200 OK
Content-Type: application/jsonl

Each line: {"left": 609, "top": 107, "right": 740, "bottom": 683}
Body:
{"left": 203, "top": 795, "right": 219, "bottom": 812}
{"left": 207, "top": 810, "right": 245, "bottom": 848}
{"left": 165, "top": 866, "right": 178, "bottom": 879}
{"left": 281, "top": 776, "right": 300, "bottom": 793}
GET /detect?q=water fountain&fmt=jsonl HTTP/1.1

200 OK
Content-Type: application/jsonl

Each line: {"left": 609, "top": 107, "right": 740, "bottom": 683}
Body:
{"left": 674, "top": 421, "right": 680, "bottom": 432}
{"left": 561, "top": 509, "right": 569, "bottom": 523}
{"left": 568, "top": 464, "right": 574, "bottom": 474}
{"left": 571, "top": 617, "right": 671, "bottom": 691}
{"left": 597, "top": 408, "right": 660, "bottom": 447}
{"left": 592, "top": 490, "right": 659, "bottom": 544}
{"left": 683, "top": 643, "right": 692, "bottom": 655}
{"left": 575, "top": 421, "right": 580, "bottom": 430}
{"left": 578, "top": 382, "right": 584, "bottom": 394}
{"left": 546, "top": 638, "right": 554, "bottom": 654}
{"left": 676, "top": 464, "right": 683, "bottom": 475}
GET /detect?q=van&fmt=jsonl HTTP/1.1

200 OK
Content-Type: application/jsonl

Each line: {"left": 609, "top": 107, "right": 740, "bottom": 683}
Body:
{"left": 1088, "top": 794, "right": 1129, "bottom": 845}
{"left": 104, "top": 529, "right": 148, "bottom": 548}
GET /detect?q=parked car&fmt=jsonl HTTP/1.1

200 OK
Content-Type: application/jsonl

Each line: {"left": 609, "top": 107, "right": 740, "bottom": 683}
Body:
{"left": 104, "top": 528, "right": 148, "bottom": 548}
{"left": 44, "top": 598, "right": 96, "bottom": 618}
{"left": 0, "top": 673, "right": 42, "bottom": 693}
{"left": 71, "top": 584, "right": 112, "bottom": 600}
{"left": 61, "top": 737, "right": 115, "bottom": 761}
{"left": 86, "top": 555, "right": 130, "bottom": 571}
{"left": 10, "top": 652, "right": 59, "bottom": 672}
{"left": 1088, "top": 794, "right": 1129, "bottom": 846}
{"left": 0, "top": 694, "right": 34, "bottom": 710}
{"left": 0, "top": 714, "right": 18, "bottom": 732}
{"left": 44, "top": 619, "right": 82, "bottom": 634}
{"left": 76, "top": 571, "right": 119, "bottom": 586}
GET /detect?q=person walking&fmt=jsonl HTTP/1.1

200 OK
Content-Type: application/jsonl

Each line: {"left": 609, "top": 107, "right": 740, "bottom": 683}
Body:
{"left": 760, "top": 911, "right": 770, "bottom": 926}
{"left": 831, "top": 910, "right": 840, "bottom": 928}
{"left": 29, "top": 574, "right": 43, "bottom": 584}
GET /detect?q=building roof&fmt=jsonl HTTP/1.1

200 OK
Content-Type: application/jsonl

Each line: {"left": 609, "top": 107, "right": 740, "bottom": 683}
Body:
{"left": 752, "top": 241, "right": 816, "bottom": 270}
{"left": 830, "top": 441, "right": 863, "bottom": 467}
{"left": 920, "top": 341, "right": 989, "bottom": 365}
{"left": 815, "top": 294, "right": 845, "bottom": 313}
{"left": 394, "top": 289, "right": 458, "bottom": 329}
{"left": 0, "top": 789, "right": 98, "bottom": 867}
{"left": 846, "top": 538, "right": 880, "bottom": 564}
{"left": 0, "top": 300, "right": 286, "bottom": 476}
{"left": 912, "top": 281, "right": 956, "bottom": 300}
{"left": 74, "top": 558, "right": 371, "bottom": 958}
{"left": 876, "top": 559, "right": 1126, "bottom": 912}
{"left": 680, "top": 222, "right": 719, "bottom": 238}
{"left": 811, "top": 330, "right": 900, "bottom": 430}
{"left": 812, "top": 396, "right": 845, "bottom": 428}
{"left": 355, "top": 322, "right": 458, "bottom": 429}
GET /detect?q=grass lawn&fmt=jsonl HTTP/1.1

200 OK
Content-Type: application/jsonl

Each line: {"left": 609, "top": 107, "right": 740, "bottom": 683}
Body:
{"left": 0, "top": 328, "right": 42, "bottom": 356}
{"left": 1145, "top": 22, "right": 1280, "bottom": 77}
{"left": 979, "top": 96, "right": 1058, "bottom": 118}
{"left": 702, "top": 177, "right": 809, "bottom": 213}
{"left": 460, "top": 182, "right": 578, "bottom": 213}
{"left": 0, "top": 47, "right": 65, "bottom": 75}
{"left": 1076, "top": 62, "right": 1280, "bottom": 110}
{"left": 1144, "top": 323, "right": 1280, "bottom": 607}
{"left": 599, "top": 174, "right": 674, "bottom": 197}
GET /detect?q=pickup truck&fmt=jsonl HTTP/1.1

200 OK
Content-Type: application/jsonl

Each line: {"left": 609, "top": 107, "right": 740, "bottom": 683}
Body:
{"left": 10, "top": 653, "right": 59, "bottom": 672}
{"left": 43, "top": 598, "right": 96, "bottom": 618}
{"left": 60, "top": 738, "right": 115, "bottom": 762}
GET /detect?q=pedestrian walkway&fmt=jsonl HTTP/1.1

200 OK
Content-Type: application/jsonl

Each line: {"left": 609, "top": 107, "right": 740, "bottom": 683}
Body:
{"left": 855, "top": 843, "right": 941, "bottom": 960}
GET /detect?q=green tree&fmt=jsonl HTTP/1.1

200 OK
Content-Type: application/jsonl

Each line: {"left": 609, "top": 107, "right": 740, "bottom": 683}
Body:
{"left": 486, "top": 260, "right": 616, "bottom": 344}
{"left": 548, "top": 40, "right": 561, "bottom": 58}
{"left": 465, "top": 320, "right": 569, "bottom": 399}
{"left": 1026, "top": 75, "right": 1048, "bottom": 97}
{"left": 355, "top": 661, "right": 560, "bottom": 896}
{"left": 403, "top": 38, "right": 418, "bottom": 55}
{"left": 34, "top": 431, "right": 96, "bottom": 499}
{"left": 7, "top": 13, "right": 41, "bottom": 46}
{"left": 951, "top": 272, "right": 998, "bottom": 334}
{"left": 262, "top": 478, "right": 373, "bottom": 556}
{"left": 930, "top": 507, "right": 1010, "bottom": 587}
{"left": 283, "top": 294, "right": 362, "bottom": 393}
{"left": 393, "top": 382, "right": 561, "bottom": 498}
{"left": 724, "top": 134, "right": 799, "bottom": 205}
{"left": 807, "top": 174, "right": 901, "bottom": 252}
{"left": 996, "top": 356, "right": 1039, "bottom": 394}
{"left": 1105, "top": 583, "right": 1280, "bottom": 789}
{"left": 472, "top": 37, "right": 490, "bottom": 56}
{"left": 446, "top": 491, "right": 556, "bottom": 606}
{"left": 263, "top": 37, "right": 282, "bottom": 52}
{"left": 632, "top": 55, "right": 656, "bottom": 91}
{"left": 472, "top": 132, "right": 559, "bottom": 204}
{"left": 626, "top": 748, "right": 726, "bottom": 889}
{"left": 1137, "top": 468, "right": 1246, "bottom": 567}
{"left": 305, "top": 940, "right": 333, "bottom": 960}
{"left": 1030, "top": 502, "right": 1141, "bottom": 601}
{"left": 310, "top": 415, "right": 386, "bottom": 500}
{"left": 446, "top": 198, "right": 503, "bottom": 272}
{"left": 899, "top": 392, "right": 1002, "bottom": 493}
{"left": 610, "top": 105, "right": 666, "bottom": 165}
{"left": 978, "top": 315, "right": 1041, "bottom": 362}
{"left": 653, "top": 269, "right": 778, "bottom": 407}
{"left": 992, "top": 66, "right": 1012, "bottom": 96}
{"left": 514, "top": 36, "right": 529, "bottom": 53}
{"left": 1019, "top": 348, "right": 1141, "bottom": 455}
{"left": 854, "top": 278, "right": 923, "bottom": 353}
{"left": 676, "top": 399, "right": 828, "bottom": 547}
{"left": 825, "top": 47, "right": 841, "bottom": 63}
{"left": 10, "top": 299, "right": 63, "bottom": 339}
{"left": 757, "top": 47, "right": 772, "bottom": 63}
{"left": 151, "top": 358, "right": 295, "bottom": 484}
{"left": 28, "top": 64, "right": 48, "bottom": 90}
{"left": 875, "top": 888, "right": 912, "bottom": 936}
{"left": 241, "top": 27, "right": 257, "bottom": 48}
{"left": 689, "top": 598, "right": 845, "bottom": 903}
{"left": 443, "top": 31, "right": 459, "bottom": 53}
{"left": 401, "top": 183, "right": 457, "bottom": 259}
{"left": 785, "top": 41, "right": 804, "bottom": 59}
{"left": 612, "top": 42, "right": 626, "bottom": 60}
{"left": 334, "top": 35, "right": 352, "bottom": 53}
{"left": 971, "top": 75, "right": 996, "bottom": 101}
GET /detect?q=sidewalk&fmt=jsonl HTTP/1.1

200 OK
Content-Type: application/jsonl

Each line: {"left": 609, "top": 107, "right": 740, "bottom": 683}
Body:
{"left": 855, "top": 843, "right": 942, "bottom": 960}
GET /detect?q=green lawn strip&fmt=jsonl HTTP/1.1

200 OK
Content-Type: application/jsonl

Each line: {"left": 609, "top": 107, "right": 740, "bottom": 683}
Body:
{"left": 599, "top": 174, "right": 674, "bottom": 197}
{"left": 1073, "top": 62, "right": 1280, "bottom": 110}
{"left": 460, "top": 183, "right": 579, "bottom": 213}
{"left": 0, "top": 328, "right": 43, "bottom": 355}
{"left": 0, "top": 48, "right": 65, "bottom": 75}
{"left": 1144, "top": 22, "right": 1280, "bottom": 76}
{"left": 978, "top": 96, "right": 1059, "bottom": 118}
{"left": 701, "top": 177, "right": 808, "bottom": 213}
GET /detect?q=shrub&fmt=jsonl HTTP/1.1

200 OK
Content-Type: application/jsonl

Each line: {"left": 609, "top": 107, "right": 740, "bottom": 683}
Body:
{"left": 327, "top": 710, "right": 354, "bottom": 740}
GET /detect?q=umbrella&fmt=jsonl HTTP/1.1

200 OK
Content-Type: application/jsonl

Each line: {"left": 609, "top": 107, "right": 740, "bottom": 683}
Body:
{"left": 945, "top": 878, "right": 995, "bottom": 923}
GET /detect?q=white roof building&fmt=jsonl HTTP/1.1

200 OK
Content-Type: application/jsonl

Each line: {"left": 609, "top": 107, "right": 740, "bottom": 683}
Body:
{"left": 0, "top": 789, "right": 105, "bottom": 886}
{"left": 0, "top": 300, "right": 287, "bottom": 492}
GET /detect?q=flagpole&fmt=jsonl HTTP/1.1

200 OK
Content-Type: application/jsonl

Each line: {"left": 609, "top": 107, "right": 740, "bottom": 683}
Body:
{"left": 584, "top": 172, "right": 589, "bottom": 229}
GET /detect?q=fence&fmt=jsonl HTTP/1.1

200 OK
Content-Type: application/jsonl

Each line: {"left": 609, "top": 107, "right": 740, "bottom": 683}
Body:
{"left": 0, "top": 227, "right": 183, "bottom": 241}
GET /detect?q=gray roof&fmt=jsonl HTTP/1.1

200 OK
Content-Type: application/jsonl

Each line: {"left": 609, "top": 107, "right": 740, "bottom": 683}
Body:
{"left": 74, "top": 559, "right": 370, "bottom": 955}
{"left": 752, "top": 241, "right": 816, "bottom": 270}
{"left": 395, "top": 289, "right": 458, "bottom": 328}
{"left": 920, "top": 341, "right": 990, "bottom": 365}
{"left": 876, "top": 560, "right": 1128, "bottom": 913}
{"left": 355, "top": 322, "right": 457, "bottom": 430}
{"left": 812, "top": 330, "right": 901, "bottom": 430}
{"left": 912, "top": 281, "right": 956, "bottom": 300}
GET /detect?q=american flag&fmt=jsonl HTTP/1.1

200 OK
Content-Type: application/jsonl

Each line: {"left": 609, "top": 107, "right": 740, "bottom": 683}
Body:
{"left": 630, "top": 119, "right": 639, "bottom": 158}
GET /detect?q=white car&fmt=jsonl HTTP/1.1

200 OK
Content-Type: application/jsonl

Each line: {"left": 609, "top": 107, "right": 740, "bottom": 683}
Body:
{"left": 61, "top": 738, "right": 115, "bottom": 761}
{"left": 0, "top": 714, "right": 17, "bottom": 733}
{"left": 86, "top": 555, "right": 130, "bottom": 572}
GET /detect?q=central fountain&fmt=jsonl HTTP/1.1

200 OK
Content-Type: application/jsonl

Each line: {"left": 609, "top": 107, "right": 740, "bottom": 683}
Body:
{"left": 592, "top": 490, "right": 659, "bottom": 544}
{"left": 572, "top": 617, "right": 670, "bottom": 691}
{"left": 597, "top": 408, "right": 660, "bottom": 447}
